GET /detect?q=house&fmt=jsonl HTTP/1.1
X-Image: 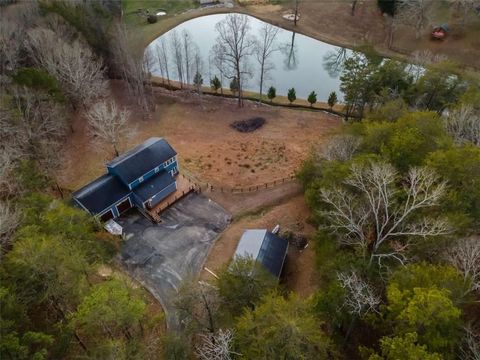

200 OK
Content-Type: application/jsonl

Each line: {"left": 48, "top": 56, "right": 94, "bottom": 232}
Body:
{"left": 234, "top": 229, "right": 289, "bottom": 278}
{"left": 72, "top": 137, "right": 179, "bottom": 221}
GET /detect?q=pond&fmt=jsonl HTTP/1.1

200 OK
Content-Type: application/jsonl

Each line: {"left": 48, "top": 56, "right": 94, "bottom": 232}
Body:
{"left": 145, "top": 13, "right": 352, "bottom": 101}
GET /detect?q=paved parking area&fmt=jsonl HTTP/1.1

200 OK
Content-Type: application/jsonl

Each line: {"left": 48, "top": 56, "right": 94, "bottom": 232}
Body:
{"left": 117, "top": 194, "right": 230, "bottom": 330}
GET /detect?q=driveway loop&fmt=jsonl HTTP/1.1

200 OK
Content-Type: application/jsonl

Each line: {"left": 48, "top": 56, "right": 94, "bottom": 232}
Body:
{"left": 117, "top": 193, "right": 230, "bottom": 331}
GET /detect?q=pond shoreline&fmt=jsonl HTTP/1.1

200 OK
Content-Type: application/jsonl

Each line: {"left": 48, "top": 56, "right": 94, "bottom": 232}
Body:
{"left": 151, "top": 76, "right": 349, "bottom": 118}
{"left": 131, "top": 4, "right": 479, "bottom": 75}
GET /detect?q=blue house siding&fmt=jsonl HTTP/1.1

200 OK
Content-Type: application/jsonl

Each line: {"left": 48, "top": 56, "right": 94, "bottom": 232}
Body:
{"left": 148, "top": 181, "right": 177, "bottom": 208}
{"left": 128, "top": 156, "right": 178, "bottom": 190}
{"left": 130, "top": 192, "right": 145, "bottom": 209}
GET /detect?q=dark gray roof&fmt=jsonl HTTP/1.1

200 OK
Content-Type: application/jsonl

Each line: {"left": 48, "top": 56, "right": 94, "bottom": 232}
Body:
{"left": 235, "top": 230, "right": 288, "bottom": 278}
{"left": 133, "top": 171, "right": 175, "bottom": 202}
{"left": 72, "top": 174, "right": 130, "bottom": 215}
{"left": 257, "top": 232, "right": 289, "bottom": 278}
{"left": 107, "top": 138, "right": 176, "bottom": 185}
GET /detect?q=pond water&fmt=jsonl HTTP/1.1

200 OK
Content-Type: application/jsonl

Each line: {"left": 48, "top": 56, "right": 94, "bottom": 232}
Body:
{"left": 145, "top": 13, "right": 352, "bottom": 101}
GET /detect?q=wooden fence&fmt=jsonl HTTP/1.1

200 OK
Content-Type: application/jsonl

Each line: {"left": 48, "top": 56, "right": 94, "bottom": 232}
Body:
{"left": 181, "top": 170, "right": 297, "bottom": 195}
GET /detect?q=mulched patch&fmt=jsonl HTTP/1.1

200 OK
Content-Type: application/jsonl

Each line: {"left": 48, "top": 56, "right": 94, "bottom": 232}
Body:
{"left": 230, "top": 117, "right": 266, "bottom": 132}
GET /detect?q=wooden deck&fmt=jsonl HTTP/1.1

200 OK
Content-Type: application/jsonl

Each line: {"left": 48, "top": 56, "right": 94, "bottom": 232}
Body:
{"left": 146, "top": 174, "right": 200, "bottom": 222}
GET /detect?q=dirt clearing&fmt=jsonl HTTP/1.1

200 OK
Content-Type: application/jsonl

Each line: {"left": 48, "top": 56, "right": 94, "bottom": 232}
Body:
{"left": 59, "top": 85, "right": 341, "bottom": 191}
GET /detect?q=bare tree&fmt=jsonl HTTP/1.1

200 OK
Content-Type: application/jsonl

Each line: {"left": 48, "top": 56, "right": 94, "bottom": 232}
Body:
{"left": 169, "top": 30, "right": 185, "bottom": 88}
{"left": 396, "top": 0, "right": 433, "bottom": 39}
{"left": 321, "top": 134, "right": 361, "bottom": 161}
{"left": 294, "top": 0, "right": 300, "bottom": 26}
{"left": 25, "top": 27, "right": 107, "bottom": 108}
{"left": 281, "top": 31, "right": 298, "bottom": 71}
{"left": 461, "top": 325, "right": 480, "bottom": 360}
{"left": 254, "top": 23, "right": 279, "bottom": 101}
{"left": 85, "top": 100, "right": 131, "bottom": 157}
{"left": 210, "top": 43, "right": 227, "bottom": 96}
{"left": 446, "top": 237, "right": 480, "bottom": 295}
{"left": 451, "top": 0, "right": 479, "bottom": 29}
{"left": 409, "top": 50, "right": 448, "bottom": 81}
{"left": 337, "top": 271, "right": 381, "bottom": 316}
{"left": 0, "top": 201, "right": 20, "bottom": 251}
{"left": 182, "top": 29, "right": 195, "bottom": 86}
{"left": 175, "top": 280, "right": 221, "bottom": 334}
{"left": 154, "top": 39, "right": 171, "bottom": 85}
{"left": 193, "top": 46, "right": 204, "bottom": 94}
{"left": 0, "top": 1, "right": 40, "bottom": 74}
{"left": 112, "top": 24, "right": 153, "bottom": 114}
{"left": 443, "top": 105, "right": 480, "bottom": 146}
{"left": 0, "top": 148, "right": 22, "bottom": 199}
{"left": 3, "top": 87, "right": 67, "bottom": 155}
{"left": 323, "top": 48, "right": 349, "bottom": 77}
{"left": 196, "top": 329, "right": 239, "bottom": 360}
{"left": 0, "top": 20, "right": 23, "bottom": 74}
{"left": 320, "top": 161, "right": 450, "bottom": 266}
{"left": 214, "top": 14, "right": 255, "bottom": 107}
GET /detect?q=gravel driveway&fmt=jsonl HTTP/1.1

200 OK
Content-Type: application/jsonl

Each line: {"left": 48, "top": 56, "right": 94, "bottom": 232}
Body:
{"left": 117, "top": 194, "right": 230, "bottom": 330}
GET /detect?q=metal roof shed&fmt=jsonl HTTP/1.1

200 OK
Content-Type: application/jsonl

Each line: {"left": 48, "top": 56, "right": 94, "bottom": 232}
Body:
{"left": 234, "top": 229, "right": 289, "bottom": 278}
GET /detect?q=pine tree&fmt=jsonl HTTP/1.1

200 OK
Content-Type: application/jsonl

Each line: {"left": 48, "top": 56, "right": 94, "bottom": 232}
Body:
{"left": 288, "top": 87, "right": 296, "bottom": 104}
{"left": 328, "top": 91, "right": 338, "bottom": 110}
{"left": 308, "top": 91, "right": 317, "bottom": 107}
{"left": 210, "top": 76, "right": 221, "bottom": 93}
{"left": 267, "top": 86, "right": 276, "bottom": 103}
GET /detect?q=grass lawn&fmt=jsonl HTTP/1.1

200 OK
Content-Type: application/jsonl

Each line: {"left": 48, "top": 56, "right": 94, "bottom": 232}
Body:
{"left": 123, "top": 0, "right": 198, "bottom": 26}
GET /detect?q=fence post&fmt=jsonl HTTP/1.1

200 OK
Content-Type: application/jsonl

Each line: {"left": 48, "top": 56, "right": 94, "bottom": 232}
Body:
{"left": 274, "top": 180, "right": 276, "bottom": 185}
{"left": 265, "top": 183, "right": 267, "bottom": 188}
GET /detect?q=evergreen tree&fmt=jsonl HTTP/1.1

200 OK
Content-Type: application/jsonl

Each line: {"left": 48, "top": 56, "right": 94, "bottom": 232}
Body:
{"left": 217, "top": 256, "right": 277, "bottom": 315}
{"left": 267, "top": 86, "right": 276, "bottom": 103}
{"left": 236, "top": 293, "right": 331, "bottom": 359}
{"left": 210, "top": 76, "right": 221, "bottom": 93}
{"left": 328, "top": 91, "right": 338, "bottom": 110}
{"left": 229, "top": 77, "right": 239, "bottom": 95}
{"left": 193, "top": 71, "right": 203, "bottom": 94}
{"left": 308, "top": 91, "right": 317, "bottom": 107}
{"left": 287, "top": 87, "right": 296, "bottom": 104}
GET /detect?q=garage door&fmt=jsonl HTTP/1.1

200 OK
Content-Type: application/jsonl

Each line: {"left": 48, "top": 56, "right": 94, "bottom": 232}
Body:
{"left": 116, "top": 198, "right": 132, "bottom": 214}
{"left": 100, "top": 210, "right": 114, "bottom": 222}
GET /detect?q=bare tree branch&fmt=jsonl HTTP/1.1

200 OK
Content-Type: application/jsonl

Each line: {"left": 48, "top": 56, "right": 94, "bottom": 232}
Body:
{"left": 446, "top": 237, "right": 480, "bottom": 294}
{"left": 0, "top": 201, "right": 20, "bottom": 252}
{"left": 321, "top": 134, "right": 361, "bottom": 161}
{"left": 337, "top": 271, "right": 381, "bottom": 316}
{"left": 85, "top": 100, "right": 132, "bottom": 157}
{"left": 396, "top": 0, "right": 433, "bottom": 39}
{"left": 320, "top": 161, "right": 450, "bottom": 266}
{"left": 253, "top": 22, "right": 279, "bottom": 100}
{"left": 214, "top": 14, "right": 255, "bottom": 107}
{"left": 444, "top": 105, "right": 480, "bottom": 146}
{"left": 196, "top": 329, "right": 240, "bottom": 360}
{"left": 25, "top": 27, "right": 107, "bottom": 108}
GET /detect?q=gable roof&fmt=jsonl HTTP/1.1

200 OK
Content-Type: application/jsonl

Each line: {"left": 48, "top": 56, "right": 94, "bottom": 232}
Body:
{"left": 133, "top": 170, "right": 175, "bottom": 202}
{"left": 107, "top": 138, "right": 176, "bottom": 185}
{"left": 235, "top": 229, "right": 289, "bottom": 278}
{"left": 72, "top": 174, "right": 130, "bottom": 215}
